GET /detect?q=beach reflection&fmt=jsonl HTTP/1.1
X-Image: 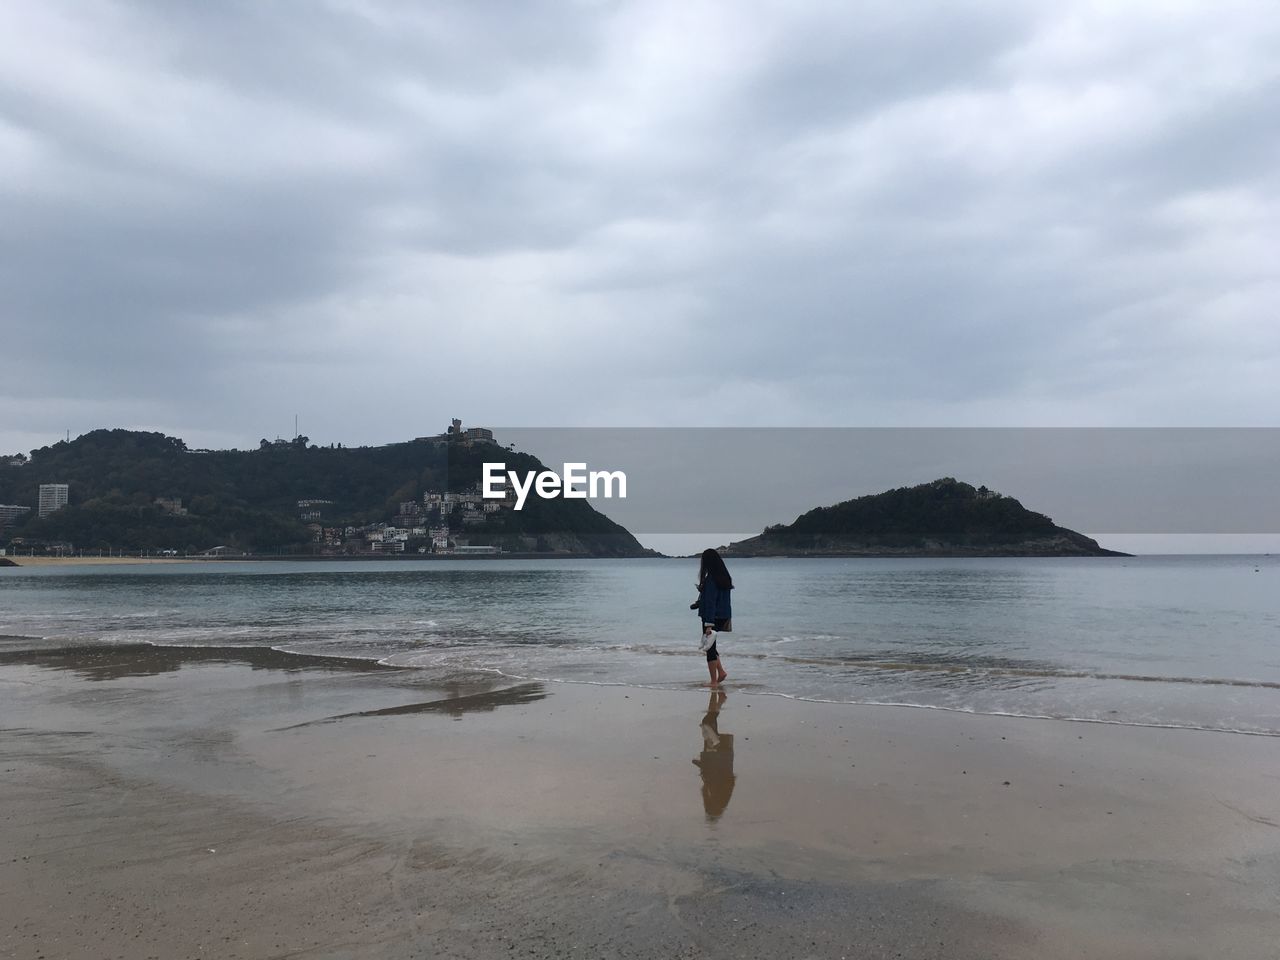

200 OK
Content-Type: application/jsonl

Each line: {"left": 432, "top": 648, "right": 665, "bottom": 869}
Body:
{"left": 0, "top": 644, "right": 391, "bottom": 682}
{"left": 692, "top": 690, "right": 735, "bottom": 821}
{"left": 286, "top": 681, "right": 548, "bottom": 728}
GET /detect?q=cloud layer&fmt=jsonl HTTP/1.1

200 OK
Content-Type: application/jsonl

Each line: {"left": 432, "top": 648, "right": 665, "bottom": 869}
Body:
{"left": 2, "top": 0, "right": 1277, "bottom": 452}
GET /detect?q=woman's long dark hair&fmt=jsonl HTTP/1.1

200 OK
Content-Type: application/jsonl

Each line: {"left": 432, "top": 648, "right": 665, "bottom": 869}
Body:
{"left": 699, "top": 548, "right": 733, "bottom": 590}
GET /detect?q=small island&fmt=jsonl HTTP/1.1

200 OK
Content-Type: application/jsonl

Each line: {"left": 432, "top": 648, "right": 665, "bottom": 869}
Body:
{"left": 722, "top": 478, "right": 1127, "bottom": 557}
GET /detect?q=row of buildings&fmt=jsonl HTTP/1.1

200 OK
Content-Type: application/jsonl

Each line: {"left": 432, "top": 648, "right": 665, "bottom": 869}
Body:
{"left": 304, "top": 516, "right": 502, "bottom": 555}
{"left": 306, "top": 522, "right": 497, "bottom": 555}
{"left": 297, "top": 481, "right": 518, "bottom": 555}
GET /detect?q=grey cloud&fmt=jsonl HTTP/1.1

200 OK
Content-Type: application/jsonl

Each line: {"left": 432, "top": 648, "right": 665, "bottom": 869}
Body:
{"left": 736, "top": 2, "right": 1036, "bottom": 137}
{"left": 1, "top": 1, "right": 1277, "bottom": 455}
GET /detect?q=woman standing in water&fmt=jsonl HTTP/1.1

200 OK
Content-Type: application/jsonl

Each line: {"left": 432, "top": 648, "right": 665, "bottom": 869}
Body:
{"left": 696, "top": 548, "right": 733, "bottom": 687}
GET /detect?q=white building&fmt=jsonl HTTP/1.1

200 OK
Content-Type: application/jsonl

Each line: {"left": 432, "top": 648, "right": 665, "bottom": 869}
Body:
{"left": 38, "top": 484, "right": 68, "bottom": 518}
{"left": 0, "top": 504, "right": 31, "bottom": 526}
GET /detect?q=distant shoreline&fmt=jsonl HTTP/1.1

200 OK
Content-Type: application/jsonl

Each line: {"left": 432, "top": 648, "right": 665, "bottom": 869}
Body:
{"left": 3, "top": 556, "right": 189, "bottom": 566}
{"left": 651, "top": 552, "right": 1271, "bottom": 559}
{"left": 2, "top": 552, "right": 1152, "bottom": 568}
{"left": 3, "top": 552, "right": 655, "bottom": 566}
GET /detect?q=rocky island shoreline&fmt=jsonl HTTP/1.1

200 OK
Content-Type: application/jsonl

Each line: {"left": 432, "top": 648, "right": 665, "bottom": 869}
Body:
{"left": 722, "top": 478, "right": 1128, "bottom": 558}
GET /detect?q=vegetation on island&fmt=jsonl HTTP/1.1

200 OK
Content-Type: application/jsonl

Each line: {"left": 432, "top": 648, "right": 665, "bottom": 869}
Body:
{"left": 722, "top": 478, "right": 1127, "bottom": 557}
{"left": 0, "top": 429, "right": 649, "bottom": 557}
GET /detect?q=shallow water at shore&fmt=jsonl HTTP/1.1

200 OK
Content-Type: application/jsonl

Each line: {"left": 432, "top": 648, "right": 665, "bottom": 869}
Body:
{"left": 2, "top": 555, "right": 1278, "bottom": 734}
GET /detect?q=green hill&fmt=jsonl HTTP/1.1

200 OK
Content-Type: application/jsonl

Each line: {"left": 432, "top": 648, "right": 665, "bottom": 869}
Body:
{"left": 722, "top": 478, "right": 1126, "bottom": 557}
{"left": 0, "top": 429, "right": 650, "bottom": 557}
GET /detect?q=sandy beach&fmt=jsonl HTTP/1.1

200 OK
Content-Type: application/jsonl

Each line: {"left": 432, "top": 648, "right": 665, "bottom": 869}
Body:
{"left": 2, "top": 644, "right": 1278, "bottom": 959}
{"left": 0, "top": 556, "right": 192, "bottom": 566}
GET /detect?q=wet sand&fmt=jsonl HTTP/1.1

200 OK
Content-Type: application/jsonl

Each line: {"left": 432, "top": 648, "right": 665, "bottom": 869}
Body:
{"left": 2, "top": 644, "right": 1278, "bottom": 959}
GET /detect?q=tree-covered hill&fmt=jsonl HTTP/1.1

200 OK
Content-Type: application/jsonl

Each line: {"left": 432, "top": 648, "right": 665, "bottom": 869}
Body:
{"left": 0, "top": 429, "right": 649, "bottom": 556}
{"left": 722, "top": 478, "right": 1126, "bottom": 557}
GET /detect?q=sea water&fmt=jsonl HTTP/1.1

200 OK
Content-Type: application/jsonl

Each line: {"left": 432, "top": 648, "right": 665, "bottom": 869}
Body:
{"left": 2, "top": 556, "right": 1277, "bottom": 735}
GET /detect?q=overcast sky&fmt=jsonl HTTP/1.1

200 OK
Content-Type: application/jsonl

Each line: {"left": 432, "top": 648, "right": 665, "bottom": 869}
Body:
{"left": 2, "top": 0, "right": 1277, "bottom": 456}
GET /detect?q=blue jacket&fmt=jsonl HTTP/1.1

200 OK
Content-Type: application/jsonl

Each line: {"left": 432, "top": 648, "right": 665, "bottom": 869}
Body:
{"left": 699, "top": 578, "right": 732, "bottom": 625}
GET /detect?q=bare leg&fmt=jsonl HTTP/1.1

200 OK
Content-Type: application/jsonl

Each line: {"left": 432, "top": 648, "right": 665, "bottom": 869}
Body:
{"left": 716, "top": 660, "right": 727, "bottom": 683}
{"left": 707, "top": 659, "right": 720, "bottom": 687}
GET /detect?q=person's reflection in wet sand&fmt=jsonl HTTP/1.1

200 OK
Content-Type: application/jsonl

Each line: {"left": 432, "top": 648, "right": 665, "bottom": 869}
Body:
{"left": 692, "top": 689, "right": 735, "bottom": 821}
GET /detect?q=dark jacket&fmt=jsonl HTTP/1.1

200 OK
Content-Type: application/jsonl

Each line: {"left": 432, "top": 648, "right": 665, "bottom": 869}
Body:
{"left": 699, "top": 578, "right": 732, "bottom": 625}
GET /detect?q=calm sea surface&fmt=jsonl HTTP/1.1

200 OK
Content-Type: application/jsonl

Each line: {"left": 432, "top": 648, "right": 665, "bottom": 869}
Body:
{"left": 2, "top": 557, "right": 1278, "bottom": 735}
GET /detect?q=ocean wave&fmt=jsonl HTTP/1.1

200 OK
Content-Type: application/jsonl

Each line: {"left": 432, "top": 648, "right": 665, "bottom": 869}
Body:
{"left": 3, "top": 635, "right": 1277, "bottom": 737}
{"left": 469, "top": 665, "right": 1280, "bottom": 738}
{"left": 589, "top": 641, "right": 1280, "bottom": 691}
